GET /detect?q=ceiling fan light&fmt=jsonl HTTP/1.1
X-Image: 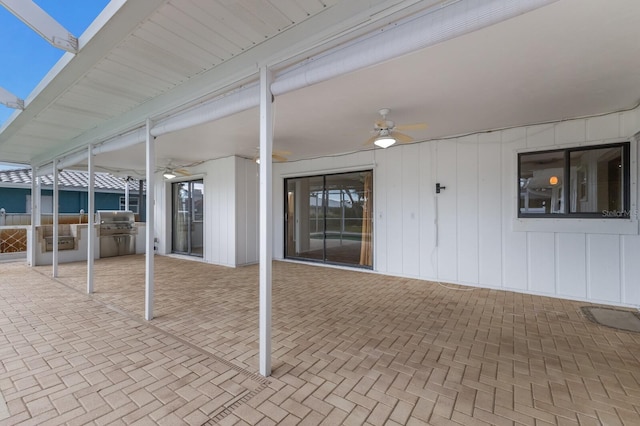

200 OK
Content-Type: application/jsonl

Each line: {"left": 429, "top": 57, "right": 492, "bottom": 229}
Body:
{"left": 255, "top": 158, "right": 260, "bottom": 164}
{"left": 163, "top": 172, "right": 176, "bottom": 179}
{"left": 374, "top": 136, "right": 396, "bottom": 148}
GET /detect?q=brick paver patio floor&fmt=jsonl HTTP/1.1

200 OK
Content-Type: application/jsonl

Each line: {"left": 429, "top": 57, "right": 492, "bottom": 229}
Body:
{"left": 1, "top": 255, "right": 640, "bottom": 425}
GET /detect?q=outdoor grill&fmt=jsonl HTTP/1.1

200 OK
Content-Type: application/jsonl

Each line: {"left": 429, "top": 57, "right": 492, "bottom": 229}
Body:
{"left": 97, "top": 211, "right": 137, "bottom": 258}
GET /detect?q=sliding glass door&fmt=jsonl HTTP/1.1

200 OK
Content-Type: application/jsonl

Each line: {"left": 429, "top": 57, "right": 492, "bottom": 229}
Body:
{"left": 172, "top": 179, "right": 204, "bottom": 257}
{"left": 285, "top": 170, "right": 373, "bottom": 268}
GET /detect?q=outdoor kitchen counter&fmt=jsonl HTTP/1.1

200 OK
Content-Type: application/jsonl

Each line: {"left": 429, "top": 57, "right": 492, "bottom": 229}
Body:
{"left": 30, "top": 223, "right": 146, "bottom": 266}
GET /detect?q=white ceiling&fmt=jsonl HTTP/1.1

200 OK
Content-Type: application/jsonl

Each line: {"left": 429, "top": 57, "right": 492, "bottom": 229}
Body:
{"left": 1, "top": 0, "right": 640, "bottom": 176}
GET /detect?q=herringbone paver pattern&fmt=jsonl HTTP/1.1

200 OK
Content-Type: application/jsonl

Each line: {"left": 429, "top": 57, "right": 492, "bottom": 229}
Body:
{"left": 0, "top": 261, "right": 266, "bottom": 426}
{"left": 1, "top": 255, "right": 639, "bottom": 425}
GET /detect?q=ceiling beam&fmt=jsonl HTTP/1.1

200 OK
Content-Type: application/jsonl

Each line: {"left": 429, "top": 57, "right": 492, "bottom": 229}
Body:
{"left": 0, "top": 86, "right": 24, "bottom": 109}
{"left": 0, "top": 0, "right": 78, "bottom": 52}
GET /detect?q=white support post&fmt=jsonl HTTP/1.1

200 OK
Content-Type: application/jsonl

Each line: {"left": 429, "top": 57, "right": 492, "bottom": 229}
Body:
{"left": 35, "top": 174, "right": 41, "bottom": 226}
{"left": 87, "top": 145, "right": 95, "bottom": 293}
{"left": 124, "top": 178, "right": 130, "bottom": 211}
{"left": 29, "top": 165, "right": 38, "bottom": 266}
{"left": 52, "top": 159, "right": 59, "bottom": 278}
{"left": 259, "top": 66, "right": 273, "bottom": 377}
{"left": 145, "top": 118, "right": 155, "bottom": 321}
{"left": 0, "top": 0, "right": 78, "bottom": 52}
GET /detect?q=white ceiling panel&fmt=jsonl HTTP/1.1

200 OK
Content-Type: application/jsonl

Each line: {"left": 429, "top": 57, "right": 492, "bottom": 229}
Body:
{"left": 123, "top": 37, "right": 205, "bottom": 80}
{"left": 55, "top": 90, "right": 136, "bottom": 118}
{"left": 286, "top": 0, "right": 337, "bottom": 16}
{"left": 71, "top": 76, "right": 152, "bottom": 106}
{"left": 145, "top": 0, "right": 640, "bottom": 173}
{"left": 36, "top": 111, "right": 103, "bottom": 133}
{"left": 135, "top": 23, "right": 221, "bottom": 69}
{"left": 153, "top": 4, "right": 241, "bottom": 59}
{"left": 86, "top": 65, "right": 167, "bottom": 100}
{"left": 188, "top": 1, "right": 265, "bottom": 46}
{"left": 37, "top": 103, "right": 114, "bottom": 124}
{"left": 1, "top": 0, "right": 640, "bottom": 172}
{"left": 235, "top": 0, "right": 294, "bottom": 31}
{"left": 108, "top": 49, "right": 187, "bottom": 87}
{"left": 20, "top": 125, "right": 82, "bottom": 142}
{"left": 220, "top": 1, "right": 291, "bottom": 37}
{"left": 267, "top": 0, "right": 310, "bottom": 23}
{"left": 2, "top": 0, "right": 423, "bottom": 165}
{"left": 3, "top": 145, "right": 38, "bottom": 155}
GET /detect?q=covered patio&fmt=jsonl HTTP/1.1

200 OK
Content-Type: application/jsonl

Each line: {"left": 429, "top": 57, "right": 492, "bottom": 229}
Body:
{"left": 0, "top": 0, "right": 639, "bottom": 385}
{"left": 2, "top": 256, "right": 639, "bottom": 424}
{"left": 1, "top": 2, "right": 640, "bottom": 422}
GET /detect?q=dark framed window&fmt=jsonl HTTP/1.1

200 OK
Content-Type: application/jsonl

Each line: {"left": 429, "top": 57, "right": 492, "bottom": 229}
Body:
{"left": 518, "top": 142, "right": 630, "bottom": 218}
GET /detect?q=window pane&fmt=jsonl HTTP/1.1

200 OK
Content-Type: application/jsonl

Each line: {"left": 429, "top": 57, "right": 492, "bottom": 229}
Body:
{"left": 519, "top": 151, "right": 565, "bottom": 215}
{"left": 325, "top": 171, "right": 372, "bottom": 266}
{"left": 192, "top": 181, "right": 204, "bottom": 222}
{"left": 570, "top": 147, "right": 624, "bottom": 214}
{"left": 172, "top": 182, "right": 190, "bottom": 253}
{"left": 285, "top": 176, "right": 325, "bottom": 261}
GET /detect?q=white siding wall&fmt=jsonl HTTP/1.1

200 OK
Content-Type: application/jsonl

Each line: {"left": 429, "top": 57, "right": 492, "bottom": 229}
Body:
{"left": 477, "top": 133, "right": 502, "bottom": 287}
{"left": 206, "top": 157, "right": 236, "bottom": 266}
{"left": 273, "top": 106, "right": 640, "bottom": 307}
{"left": 235, "top": 157, "right": 259, "bottom": 265}
{"left": 501, "top": 128, "right": 528, "bottom": 291}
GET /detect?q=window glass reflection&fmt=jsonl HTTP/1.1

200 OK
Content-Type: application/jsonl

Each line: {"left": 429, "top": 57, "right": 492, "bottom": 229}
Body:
{"left": 519, "top": 151, "right": 565, "bottom": 214}
{"left": 569, "top": 147, "right": 623, "bottom": 213}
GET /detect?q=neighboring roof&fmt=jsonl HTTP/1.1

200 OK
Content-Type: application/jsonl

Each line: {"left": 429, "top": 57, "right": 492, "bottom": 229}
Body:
{"left": 0, "top": 168, "right": 141, "bottom": 192}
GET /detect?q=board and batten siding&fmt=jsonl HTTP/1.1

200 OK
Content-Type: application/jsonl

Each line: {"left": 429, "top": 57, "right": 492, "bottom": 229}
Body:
{"left": 273, "top": 105, "right": 640, "bottom": 307}
{"left": 235, "top": 157, "right": 259, "bottom": 266}
{"left": 203, "top": 157, "right": 236, "bottom": 266}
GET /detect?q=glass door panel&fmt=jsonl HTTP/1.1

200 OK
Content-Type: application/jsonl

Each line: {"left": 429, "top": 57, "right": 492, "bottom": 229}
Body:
{"left": 172, "top": 182, "right": 189, "bottom": 253}
{"left": 285, "top": 171, "right": 372, "bottom": 268}
{"left": 190, "top": 181, "right": 204, "bottom": 256}
{"left": 286, "top": 176, "right": 325, "bottom": 261}
{"left": 325, "top": 172, "right": 371, "bottom": 266}
{"left": 172, "top": 179, "right": 204, "bottom": 257}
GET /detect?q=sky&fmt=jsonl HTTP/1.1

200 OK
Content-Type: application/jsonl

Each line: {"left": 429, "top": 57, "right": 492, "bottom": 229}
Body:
{"left": 0, "top": 0, "right": 110, "bottom": 169}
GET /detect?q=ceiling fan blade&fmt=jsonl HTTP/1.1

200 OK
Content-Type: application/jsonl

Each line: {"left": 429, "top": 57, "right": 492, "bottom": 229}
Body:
{"left": 174, "top": 168, "right": 191, "bottom": 176}
{"left": 364, "top": 134, "right": 378, "bottom": 146}
{"left": 393, "top": 131, "right": 414, "bottom": 143}
{"left": 272, "top": 154, "right": 288, "bottom": 162}
{"left": 375, "top": 120, "right": 387, "bottom": 129}
{"left": 395, "top": 122, "right": 427, "bottom": 131}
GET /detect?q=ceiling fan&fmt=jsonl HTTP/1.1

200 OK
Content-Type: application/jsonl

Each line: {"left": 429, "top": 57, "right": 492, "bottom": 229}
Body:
{"left": 163, "top": 168, "right": 190, "bottom": 180}
{"left": 253, "top": 148, "right": 292, "bottom": 164}
{"left": 161, "top": 159, "right": 195, "bottom": 179}
{"left": 364, "top": 108, "right": 427, "bottom": 148}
